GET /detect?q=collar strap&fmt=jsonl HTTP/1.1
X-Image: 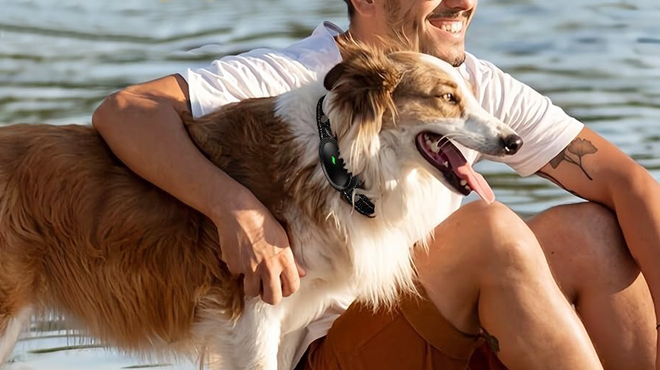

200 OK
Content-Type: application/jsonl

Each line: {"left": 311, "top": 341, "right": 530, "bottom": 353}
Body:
{"left": 316, "top": 96, "right": 375, "bottom": 218}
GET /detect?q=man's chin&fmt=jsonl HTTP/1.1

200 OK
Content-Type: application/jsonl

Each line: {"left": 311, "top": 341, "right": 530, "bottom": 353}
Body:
{"left": 448, "top": 53, "right": 467, "bottom": 67}
{"left": 419, "top": 37, "right": 467, "bottom": 67}
{"left": 425, "top": 48, "right": 467, "bottom": 67}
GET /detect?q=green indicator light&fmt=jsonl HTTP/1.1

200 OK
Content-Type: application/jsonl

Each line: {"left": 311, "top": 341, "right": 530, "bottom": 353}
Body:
{"left": 332, "top": 156, "right": 336, "bottom": 165}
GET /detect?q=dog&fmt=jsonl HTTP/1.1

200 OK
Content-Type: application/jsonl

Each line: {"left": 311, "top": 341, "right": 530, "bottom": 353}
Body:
{"left": 0, "top": 40, "right": 522, "bottom": 370}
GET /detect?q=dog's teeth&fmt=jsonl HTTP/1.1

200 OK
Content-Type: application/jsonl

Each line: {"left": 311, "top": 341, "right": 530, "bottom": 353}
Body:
{"left": 443, "top": 161, "right": 449, "bottom": 167}
{"left": 460, "top": 180, "right": 467, "bottom": 186}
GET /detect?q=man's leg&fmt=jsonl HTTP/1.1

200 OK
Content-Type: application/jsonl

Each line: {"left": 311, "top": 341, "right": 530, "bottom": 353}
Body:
{"left": 297, "top": 199, "right": 601, "bottom": 370}
{"left": 414, "top": 200, "right": 602, "bottom": 370}
{"left": 527, "top": 202, "right": 656, "bottom": 370}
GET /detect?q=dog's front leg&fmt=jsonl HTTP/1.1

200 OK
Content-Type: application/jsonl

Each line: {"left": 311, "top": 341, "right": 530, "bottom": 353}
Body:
{"left": 231, "top": 297, "right": 281, "bottom": 370}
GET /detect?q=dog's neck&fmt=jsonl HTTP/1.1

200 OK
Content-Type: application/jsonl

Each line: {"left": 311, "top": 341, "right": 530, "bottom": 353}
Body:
{"left": 185, "top": 80, "right": 440, "bottom": 307}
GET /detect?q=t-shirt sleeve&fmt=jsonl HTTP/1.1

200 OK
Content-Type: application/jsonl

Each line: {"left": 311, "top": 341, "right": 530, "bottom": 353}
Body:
{"left": 473, "top": 59, "right": 584, "bottom": 177}
{"left": 178, "top": 49, "right": 317, "bottom": 120}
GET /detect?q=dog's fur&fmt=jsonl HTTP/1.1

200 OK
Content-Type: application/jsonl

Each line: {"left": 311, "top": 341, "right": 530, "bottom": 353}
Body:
{"left": 0, "top": 41, "right": 518, "bottom": 369}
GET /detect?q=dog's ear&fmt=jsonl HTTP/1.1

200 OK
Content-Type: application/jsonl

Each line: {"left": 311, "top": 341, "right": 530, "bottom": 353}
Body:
{"left": 324, "top": 46, "right": 402, "bottom": 175}
{"left": 326, "top": 47, "right": 402, "bottom": 126}
{"left": 324, "top": 63, "right": 346, "bottom": 91}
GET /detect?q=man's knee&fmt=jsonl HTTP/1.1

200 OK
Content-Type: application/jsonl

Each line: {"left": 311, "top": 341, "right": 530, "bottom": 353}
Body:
{"left": 437, "top": 200, "right": 547, "bottom": 278}
{"left": 415, "top": 201, "right": 555, "bottom": 334}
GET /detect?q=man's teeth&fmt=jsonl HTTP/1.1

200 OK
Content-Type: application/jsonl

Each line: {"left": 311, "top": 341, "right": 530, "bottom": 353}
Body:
{"left": 440, "top": 21, "right": 463, "bottom": 34}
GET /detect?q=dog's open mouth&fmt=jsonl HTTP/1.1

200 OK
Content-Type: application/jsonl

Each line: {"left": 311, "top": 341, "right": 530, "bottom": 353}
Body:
{"left": 415, "top": 132, "right": 495, "bottom": 203}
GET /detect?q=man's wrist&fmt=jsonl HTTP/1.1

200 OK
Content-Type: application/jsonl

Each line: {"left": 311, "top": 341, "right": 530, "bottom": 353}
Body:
{"left": 206, "top": 184, "right": 255, "bottom": 223}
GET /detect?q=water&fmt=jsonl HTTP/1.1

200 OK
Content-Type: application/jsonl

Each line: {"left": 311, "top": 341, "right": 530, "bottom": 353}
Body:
{"left": 1, "top": 0, "right": 660, "bottom": 368}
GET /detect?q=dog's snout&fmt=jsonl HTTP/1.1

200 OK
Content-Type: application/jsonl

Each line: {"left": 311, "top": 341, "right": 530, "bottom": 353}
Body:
{"left": 501, "top": 134, "right": 523, "bottom": 155}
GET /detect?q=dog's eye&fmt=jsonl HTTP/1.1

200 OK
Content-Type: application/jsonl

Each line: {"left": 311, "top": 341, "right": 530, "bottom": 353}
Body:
{"left": 439, "top": 93, "right": 457, "bottom": 104}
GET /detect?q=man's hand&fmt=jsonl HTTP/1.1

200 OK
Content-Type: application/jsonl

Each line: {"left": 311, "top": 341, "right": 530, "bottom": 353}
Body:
{"left": 213, "top": 192, "right": 306, "bottom": 305}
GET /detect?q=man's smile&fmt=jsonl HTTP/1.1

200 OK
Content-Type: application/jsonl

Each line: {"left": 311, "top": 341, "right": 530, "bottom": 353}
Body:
{"left": 428, "top": 18, "right": 465, "bottom": 39}
{"left": 426, "top": 8, "right": 473, "bottom": 41}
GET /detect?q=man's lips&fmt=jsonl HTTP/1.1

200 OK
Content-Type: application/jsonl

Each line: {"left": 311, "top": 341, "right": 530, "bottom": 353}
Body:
{"left": 428, "top": 17, "right": 466, "bottom": 37}
{"left": 427, "top": 10, "right": 471, "bottom": 38}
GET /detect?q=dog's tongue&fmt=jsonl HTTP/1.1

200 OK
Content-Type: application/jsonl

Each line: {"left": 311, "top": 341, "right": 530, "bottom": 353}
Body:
{"left": 445, "top": 146, "right": 495, "bottom": 204}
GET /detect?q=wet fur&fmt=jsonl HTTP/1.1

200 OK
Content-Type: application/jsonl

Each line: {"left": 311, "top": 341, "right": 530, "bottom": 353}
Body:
{"left": 0, "top": 40, "right": 517, "bottom": 369}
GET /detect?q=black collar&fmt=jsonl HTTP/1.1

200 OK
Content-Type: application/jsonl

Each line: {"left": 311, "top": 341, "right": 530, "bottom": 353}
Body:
{"left": 316, "top": 96, "right": 375, "bottom": 218}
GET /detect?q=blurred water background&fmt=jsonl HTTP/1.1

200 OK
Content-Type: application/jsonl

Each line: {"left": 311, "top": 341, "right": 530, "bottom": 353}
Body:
{"left": 1, "top": 0, "right": 660, "bottom": 368}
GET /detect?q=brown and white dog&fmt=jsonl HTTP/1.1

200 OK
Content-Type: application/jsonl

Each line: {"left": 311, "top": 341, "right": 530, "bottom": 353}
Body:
{"left": 0, "top": 41, "right": 521, "bottom": 370}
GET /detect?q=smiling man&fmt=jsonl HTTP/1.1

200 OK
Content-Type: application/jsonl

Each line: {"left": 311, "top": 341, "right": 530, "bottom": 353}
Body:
{"left": 92, "top": 0, "right": 659, "bottom": 369}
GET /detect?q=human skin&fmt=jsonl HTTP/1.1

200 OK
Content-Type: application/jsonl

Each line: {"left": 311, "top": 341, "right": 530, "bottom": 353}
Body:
{"left": 93, "top": 0, "right": 659, "bottom": 368}
{"left": 414, "top": 200, "right": 603, "bottom": 369}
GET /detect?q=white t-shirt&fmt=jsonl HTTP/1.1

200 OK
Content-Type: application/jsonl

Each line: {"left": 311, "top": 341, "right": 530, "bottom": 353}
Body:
{"left": 178, "top": 21, "right": 583, "bottom": 367}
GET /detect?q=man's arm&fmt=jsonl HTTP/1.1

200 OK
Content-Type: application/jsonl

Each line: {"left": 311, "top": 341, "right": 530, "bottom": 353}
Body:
{"left": 92, "top": 74, "right": 304, "bottom": 305}
{"left": 536, "top": 126, "right": 660, "bottom": 329}
{"left": 93, "top": 75, "right": 233, "bottom": 219}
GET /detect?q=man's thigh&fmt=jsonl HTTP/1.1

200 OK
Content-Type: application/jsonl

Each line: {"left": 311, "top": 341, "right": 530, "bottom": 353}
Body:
{"left": 524, "top": 201, "right": 639, "bottom": 300}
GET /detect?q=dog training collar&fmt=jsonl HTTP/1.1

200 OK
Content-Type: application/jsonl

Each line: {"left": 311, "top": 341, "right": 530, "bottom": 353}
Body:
{"left": 316, "top": 96, "right": 375, "bottom": 218}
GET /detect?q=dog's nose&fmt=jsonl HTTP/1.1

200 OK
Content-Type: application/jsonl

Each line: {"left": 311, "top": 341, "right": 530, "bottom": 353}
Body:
{"left": 501, "top": 134, "right": 523, "bottom": 155}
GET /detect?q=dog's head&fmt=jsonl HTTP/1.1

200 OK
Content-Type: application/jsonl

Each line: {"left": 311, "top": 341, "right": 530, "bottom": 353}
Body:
{"left": 323, "top": 42, "right": 522, "bottom": 204}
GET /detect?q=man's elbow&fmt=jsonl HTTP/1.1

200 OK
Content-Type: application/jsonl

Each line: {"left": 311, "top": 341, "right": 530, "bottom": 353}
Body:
{"left": 611, "top": 162, "right": 659, "bottom": 202}
{"left": 630, "top": 164, "right": 660, "bottom": 194}
{"left": 92, "top": 91, "right": 128, "bottom": 134}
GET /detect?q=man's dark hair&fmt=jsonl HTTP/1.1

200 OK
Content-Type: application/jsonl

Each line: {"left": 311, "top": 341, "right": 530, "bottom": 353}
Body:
{"left": 343, "top": 0, "right": 355, "bottom": 19}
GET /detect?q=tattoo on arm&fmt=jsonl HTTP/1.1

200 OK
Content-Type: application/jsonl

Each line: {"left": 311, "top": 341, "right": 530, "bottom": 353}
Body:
{"left": 545, "top": 138, "right": 598, "bottom": 180}
{"left": 535, "top": 137, "right": 599, "bottom": 199}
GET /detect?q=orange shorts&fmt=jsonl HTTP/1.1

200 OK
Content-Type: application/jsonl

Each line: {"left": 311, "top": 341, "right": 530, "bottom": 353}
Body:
{"left": 295, "top": 288, "right": 507, "bottom": 370}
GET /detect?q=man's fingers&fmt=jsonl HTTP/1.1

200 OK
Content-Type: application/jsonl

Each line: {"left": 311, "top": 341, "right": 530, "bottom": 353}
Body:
{"left": 280, "top": 262, "right": 300, "bottom": 298}
{"left": 243, "top": 273, "right": 261, "bottom": 297}
{"left": 262, "top": 270, "right": 283, "bottom": 305}
{"left": 296, "top": 261, "right": 306, "bottom": 277}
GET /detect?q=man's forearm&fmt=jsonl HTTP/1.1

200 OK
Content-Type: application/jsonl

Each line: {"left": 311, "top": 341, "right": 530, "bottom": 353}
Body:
{"left": 611, "top": 168, "right": 660, "bottom": 319}
{"left": 92, "top": 91, "right": 249, "bottom": 220}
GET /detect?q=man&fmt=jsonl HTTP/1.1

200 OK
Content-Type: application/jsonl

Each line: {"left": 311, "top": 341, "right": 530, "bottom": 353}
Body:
{"left": 91, "top": 0, "right": 659, "bottom": 369}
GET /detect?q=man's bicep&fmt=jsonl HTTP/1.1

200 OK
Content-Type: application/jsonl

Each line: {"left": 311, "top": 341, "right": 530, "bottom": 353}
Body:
{"left": 535, "top": 126, "right": 640, "bottom": 208}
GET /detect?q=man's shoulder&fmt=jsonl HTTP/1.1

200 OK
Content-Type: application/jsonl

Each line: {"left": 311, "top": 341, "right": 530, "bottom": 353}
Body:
{"left": 230, "top": 21, "right": 343, "bottom": 73}
{"left": 180, "top": 22, "right": 344, "bottom": 118}
{"left": 459, "top": 52, "right": 530, "bottom": 101}
{"left": 459, "top": 52, "right": 500, "bottom": 83}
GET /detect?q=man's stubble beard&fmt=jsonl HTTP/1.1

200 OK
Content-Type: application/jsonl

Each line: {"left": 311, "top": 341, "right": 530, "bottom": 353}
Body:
{"left": 419, "top": 34, "right": 467, "bottom": 67}
{"left": 384, "top": 1, "right": 468, "bottom": 67}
